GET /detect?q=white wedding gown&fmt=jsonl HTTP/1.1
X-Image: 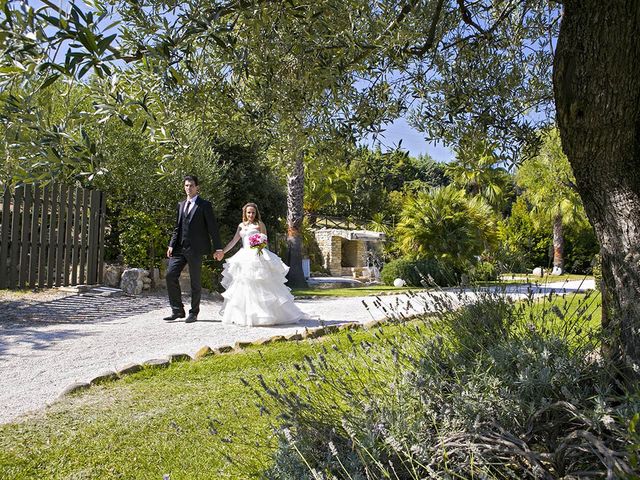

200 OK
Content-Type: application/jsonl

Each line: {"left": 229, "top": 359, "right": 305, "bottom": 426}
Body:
{"left": 220, "top": 224, "right": 306, "bottom": 326}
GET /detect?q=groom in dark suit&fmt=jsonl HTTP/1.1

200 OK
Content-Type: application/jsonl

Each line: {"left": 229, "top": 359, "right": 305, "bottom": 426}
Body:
{"left": 164, "top": 175, "right": 224, "bottom": 323}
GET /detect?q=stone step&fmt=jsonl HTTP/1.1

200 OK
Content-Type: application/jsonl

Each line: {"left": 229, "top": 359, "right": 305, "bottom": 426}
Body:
{"left": 85, "top": 286, "right": 123, "bottom": 297}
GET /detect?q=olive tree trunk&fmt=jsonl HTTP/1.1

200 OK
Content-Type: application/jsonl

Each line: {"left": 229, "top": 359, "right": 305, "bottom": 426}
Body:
{"left": 286, "top": 151, "right": 308, "bottom": 288}
{"left": 554, "top": 0, "right": 640, "bottom": 382}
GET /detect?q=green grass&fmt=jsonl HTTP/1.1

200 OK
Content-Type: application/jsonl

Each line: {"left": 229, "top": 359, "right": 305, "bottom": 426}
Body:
{"left": 292, "top": 285, "right": 427, "bottom": 297}
{"left": 525, "top": 291, "right": 602, "bottom": 331}
{"left": 475, "top": 273, "right": 593, "bottom": 287}
{"left": 0, "top": 328, "right": 384, "bottom": 480}
{"left": 498, "top": 272, "right": 593, "bottom": 283}
{"left": 292, "top": 274, "right": 594, "bottom": 296}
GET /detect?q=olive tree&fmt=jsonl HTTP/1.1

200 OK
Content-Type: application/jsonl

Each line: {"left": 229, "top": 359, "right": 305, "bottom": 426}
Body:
{"left": 4, "top": 0, "right": 640, "bottom": 379}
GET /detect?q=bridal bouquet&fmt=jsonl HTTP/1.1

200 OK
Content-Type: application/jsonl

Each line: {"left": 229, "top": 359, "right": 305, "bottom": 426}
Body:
{"left": 248, "top": 233, "right": 268, "bottom": 256}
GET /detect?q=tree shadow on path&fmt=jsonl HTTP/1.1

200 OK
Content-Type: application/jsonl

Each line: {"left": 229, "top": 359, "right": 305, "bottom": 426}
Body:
{"left": 0, "top": 291, "right": 170, "bottom": 357}
{"left": 0, "top": 291, "right": 168, "bottom": 326}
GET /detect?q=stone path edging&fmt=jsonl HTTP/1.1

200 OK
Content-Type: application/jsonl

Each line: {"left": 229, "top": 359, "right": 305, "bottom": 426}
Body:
{"left": 57, "top": 320, "right": 377, "bottom": 399}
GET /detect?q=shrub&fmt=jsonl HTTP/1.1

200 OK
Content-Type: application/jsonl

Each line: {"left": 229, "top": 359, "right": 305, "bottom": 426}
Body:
{"left": 380, "top": 257, "right": 459, "bottom": 287}
{"left": 468, "top": 260, "right": 498, "bottom": 281}
{"left": 118, "top": 210, "right": 165, "bottom": 267}
{"left": 252, "top": 291, "right": 639, "bottom": 479}
{"left": 396, "top": 186, "right": 498, "bottom": 266}
{"left": 201, "top": 259, "right": 223, "bottom": 292}
{"left": 564, "top": 222, "right": 599, "bottom": 274}
{"left": 496, "top": 197, "right": 550, "bottom": 272}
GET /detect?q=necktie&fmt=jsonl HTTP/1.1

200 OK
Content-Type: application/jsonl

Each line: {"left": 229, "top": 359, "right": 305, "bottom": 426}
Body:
{"left": 184, "top": 201, "right": 192, "bottom": 216}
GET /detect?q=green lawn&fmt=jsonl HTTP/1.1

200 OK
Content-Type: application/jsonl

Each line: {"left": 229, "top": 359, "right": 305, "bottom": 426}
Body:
{"left": 526, "top": 291, "right": 602, "bottom": 331}
{"left": 0, "top": 328, "right": 383, "bottom": 480}
{"left": 293, "top": 275, "right": 595, "bottom": 297}
{"left": 292, "top": 284, "right": 427, "bottom": 297}
{"left": 498, "top": 272, "right": 594, "bottom": 283}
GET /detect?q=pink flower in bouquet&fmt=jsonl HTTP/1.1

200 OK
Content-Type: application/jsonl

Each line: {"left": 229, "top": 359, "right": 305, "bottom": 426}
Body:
{"left": 248, "top": 233, "right": 268, "bottom": 255}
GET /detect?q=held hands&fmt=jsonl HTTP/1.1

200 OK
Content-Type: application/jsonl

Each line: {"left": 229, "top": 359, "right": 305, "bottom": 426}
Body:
{"left": 166, "top": 247, "right": 173, "bottom": 258}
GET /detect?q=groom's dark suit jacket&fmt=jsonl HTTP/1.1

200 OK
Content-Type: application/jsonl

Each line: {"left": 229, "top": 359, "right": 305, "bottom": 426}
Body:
{"left": 169, "top": 197, "right": 222, "bottom": 255}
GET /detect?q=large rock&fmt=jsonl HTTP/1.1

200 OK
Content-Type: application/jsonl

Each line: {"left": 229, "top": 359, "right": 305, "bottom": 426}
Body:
{"left": 120, "top": 268, "right": 148, "bottom": 295}
{"left": 157, "top": 261, "right": 190, "bottom": 291}
{"left": 103, "top": 264, "right": 124, "bottom": 288}
{"left": 532, "top": 267, "right": 544, "bottom": 277}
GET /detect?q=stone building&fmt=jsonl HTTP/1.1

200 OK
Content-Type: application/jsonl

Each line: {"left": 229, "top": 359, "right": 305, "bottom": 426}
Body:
{"left": 313, "top": 228, "right": 385, "bottom": 278}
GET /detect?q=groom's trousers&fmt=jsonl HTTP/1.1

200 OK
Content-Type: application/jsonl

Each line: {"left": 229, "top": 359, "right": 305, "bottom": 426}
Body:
{"left": 165, "top": 249, "right": 203, "bottom": 315}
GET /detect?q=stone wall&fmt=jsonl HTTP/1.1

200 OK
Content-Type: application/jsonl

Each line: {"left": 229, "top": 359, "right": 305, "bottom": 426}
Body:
{"left": 314, "top": 228, "right": 370, "bottom": 277}
{"left": 314, "top": 229, "right": 342, "bottom": 276}
{"left": 103, "top": 263, "right": 163, "bottom": 294}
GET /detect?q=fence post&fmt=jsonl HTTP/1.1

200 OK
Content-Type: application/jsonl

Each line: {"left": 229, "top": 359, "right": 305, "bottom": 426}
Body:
{"left": 28, "top": 184, "right": 41, "bottom": 288}
{"left": 79, "top": 188, "right": 89, "bottom": 285}
{"left": 97, "top": 191, "right": 106, "bottom": 284}
{"left": 86, "top": 189, "right": 100, "bottom": 284}
{"left": 0, "top": 187, "right": 11, "bottom": 289}
{"left": 71, "top": 187, "right": 82, "bottom": 285}
{"left": 38, "top": 184, "right": 50, "bottom": 288}
{"left": 8, "top": 186, "right": 23, "bottom": 288}
{"left": 46, "top": 183, "right": 58, "bottom": 287}
{"left": 54, "top": 184, "right": 67, "bottom": 287}
{"left": 18, "top": 184, "right": 33, "bottom": 289}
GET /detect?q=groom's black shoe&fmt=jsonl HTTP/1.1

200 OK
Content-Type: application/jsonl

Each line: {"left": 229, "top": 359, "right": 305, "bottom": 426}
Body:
{"left": 163, "top": 311, "right": 186, "bottom": 321}
{"left": 185, "top": 313, "right": 198, "bottom": 323}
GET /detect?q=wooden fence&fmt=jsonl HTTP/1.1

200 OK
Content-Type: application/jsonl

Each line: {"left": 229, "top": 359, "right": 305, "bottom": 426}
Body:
{"left": 0, "top": 183, "right": 106, "bottom": 289}
{"left": 309, "top": 215, "right": 369, "bottom": 230}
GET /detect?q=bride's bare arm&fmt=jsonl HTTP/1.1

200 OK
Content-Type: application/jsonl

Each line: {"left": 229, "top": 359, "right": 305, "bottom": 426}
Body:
{"left": 222, "top": 225, "right": 242, "bottom": 254}
{"left": 259, "top": 221, "right": 267, "bottom": 236}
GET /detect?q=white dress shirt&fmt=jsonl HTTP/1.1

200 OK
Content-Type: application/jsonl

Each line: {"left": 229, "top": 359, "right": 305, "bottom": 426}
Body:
{"left": 184, "top": 195, "right": 198, "bottom": 215}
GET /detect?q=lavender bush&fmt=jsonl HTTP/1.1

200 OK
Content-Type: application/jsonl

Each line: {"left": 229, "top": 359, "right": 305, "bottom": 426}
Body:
{"left": 253, "top": 290, "right": 638, "bottom": 479}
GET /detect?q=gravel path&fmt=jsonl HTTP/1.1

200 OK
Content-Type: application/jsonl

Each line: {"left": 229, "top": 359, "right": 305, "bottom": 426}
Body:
{"left": 0, "top": 279, "right": 593, "bottom": 425}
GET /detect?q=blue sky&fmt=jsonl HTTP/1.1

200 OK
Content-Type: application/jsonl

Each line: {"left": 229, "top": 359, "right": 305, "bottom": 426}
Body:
{"left": 366, "top": 117, "right": 455, "bottom": 163}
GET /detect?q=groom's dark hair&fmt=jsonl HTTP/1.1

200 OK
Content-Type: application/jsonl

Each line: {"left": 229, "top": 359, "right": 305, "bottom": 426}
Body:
{"left": 183, "top": 175, "right": 199, "bottom": 186}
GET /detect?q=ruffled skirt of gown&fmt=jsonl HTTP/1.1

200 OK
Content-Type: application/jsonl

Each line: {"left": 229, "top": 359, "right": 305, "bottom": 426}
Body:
{"left": 220, "top": 247, "right": 306, "bottom": 326}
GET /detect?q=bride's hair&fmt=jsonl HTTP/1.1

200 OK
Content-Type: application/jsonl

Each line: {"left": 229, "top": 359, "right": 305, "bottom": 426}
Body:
{"left": 242, "top": 202, "right": 262, "bottom": 223}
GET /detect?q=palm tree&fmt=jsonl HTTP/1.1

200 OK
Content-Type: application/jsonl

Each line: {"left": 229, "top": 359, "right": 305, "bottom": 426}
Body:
{"left": 516, "top": 128, "right": 588, "bottom": 274}
{"left": 446, "top": 141, "right": 514, "bottom": 214}
{"left": 367, "top": 212, "right": 394, "bottom": 236}
{"left": 396, "top": 185, "right": 497, "bottom": 268}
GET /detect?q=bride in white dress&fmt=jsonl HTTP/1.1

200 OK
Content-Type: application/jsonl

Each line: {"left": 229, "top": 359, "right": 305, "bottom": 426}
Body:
{"left": 219, "top": 203, "right": 306, "bottom": 326}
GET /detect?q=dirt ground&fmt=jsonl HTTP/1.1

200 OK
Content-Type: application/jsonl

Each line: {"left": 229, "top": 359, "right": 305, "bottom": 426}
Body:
{"left": 0, "top": 288, "right": 75, "bottom": 306}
